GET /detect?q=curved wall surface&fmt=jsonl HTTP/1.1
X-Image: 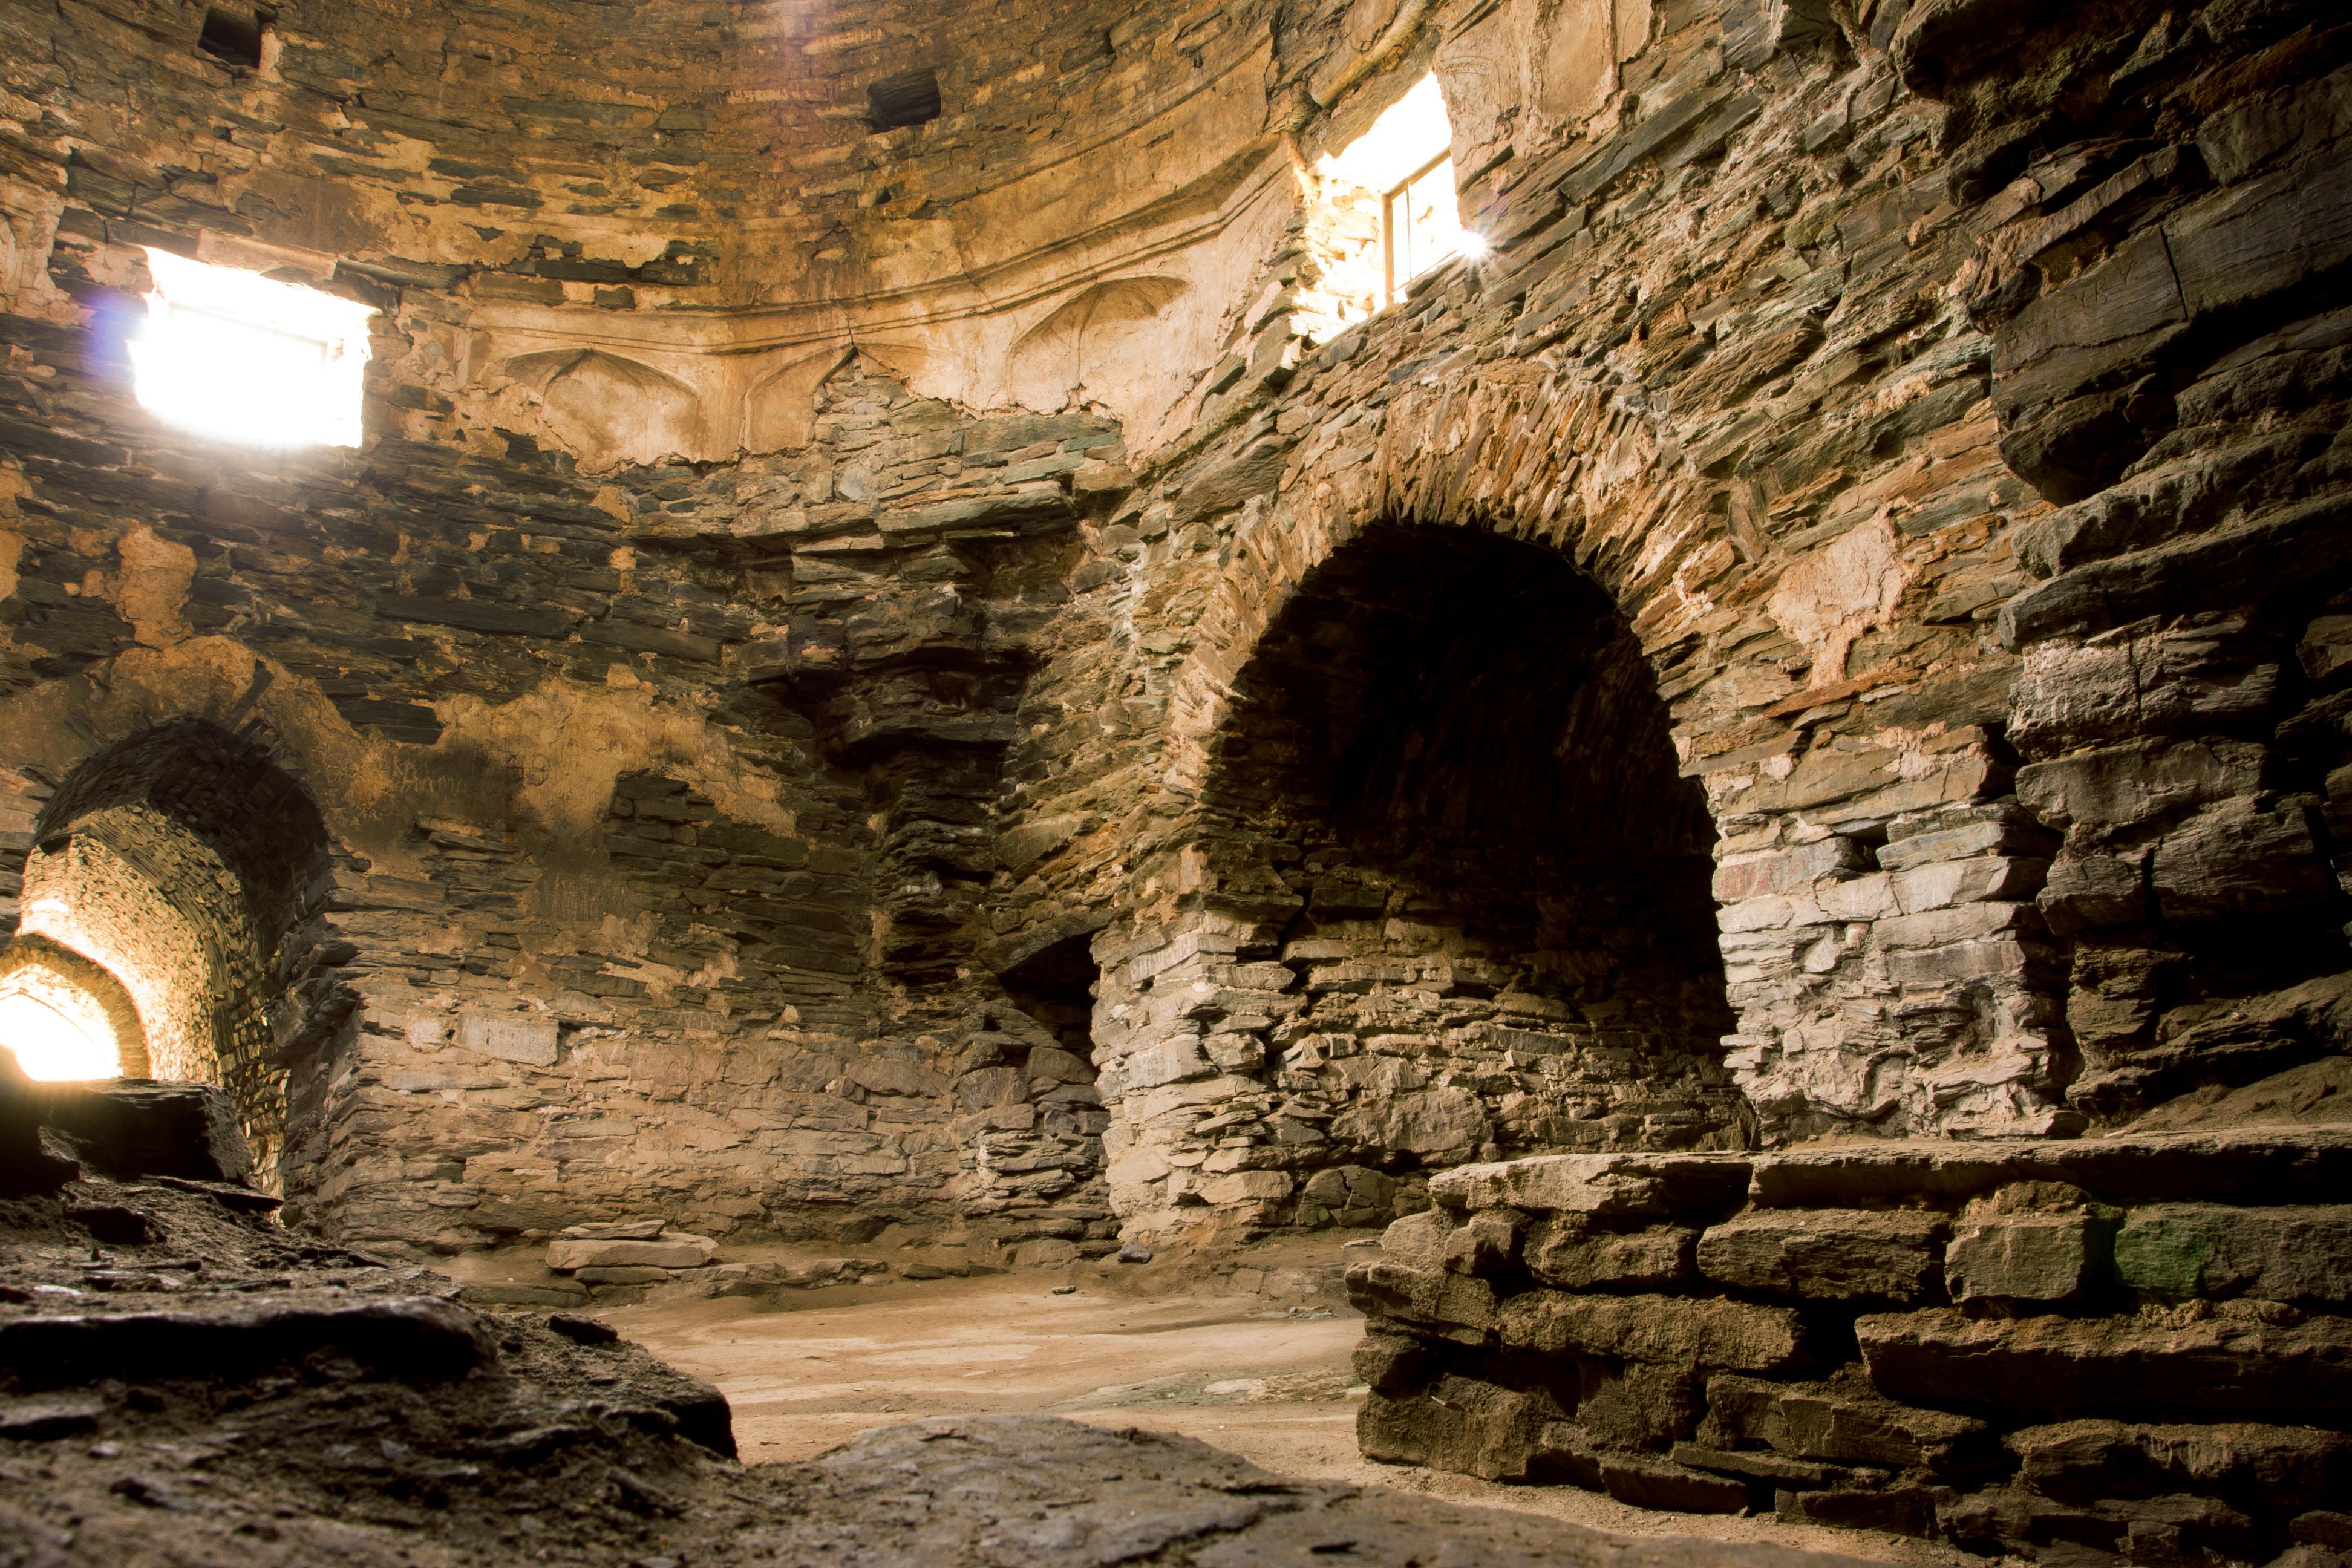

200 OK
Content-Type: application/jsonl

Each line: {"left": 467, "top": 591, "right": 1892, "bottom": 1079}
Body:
{"left": 1, "top": 0, "right": 2348, "bottom": 1260}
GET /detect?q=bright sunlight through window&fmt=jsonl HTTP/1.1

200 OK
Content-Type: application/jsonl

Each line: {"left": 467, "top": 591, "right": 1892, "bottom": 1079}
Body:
{"left": 131, "top": 248, "right": 374, "bottom": 449}
{"left": 0, "top": 967, "right": 122, "bottom": 1082}
{"left": 1301, "top": 74, "right": 1482, "bottom": 336}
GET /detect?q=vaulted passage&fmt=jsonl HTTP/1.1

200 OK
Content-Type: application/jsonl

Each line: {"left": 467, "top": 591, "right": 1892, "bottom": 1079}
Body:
{"left": 7, "top": 720, "right": 337, "bottom": 1180}
{"left": 1211, "top": 523, "right": 1713, "bottom": 866}
{"left": 1206, "top": 522, "right": 1748, "bottom": 1155}
{"left": 1095, "top": 526, "right": 1748, "bottom": 1229}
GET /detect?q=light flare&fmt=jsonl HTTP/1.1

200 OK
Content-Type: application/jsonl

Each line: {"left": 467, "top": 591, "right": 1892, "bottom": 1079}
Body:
{"left": 130, "top": 248, "right": 375, "bottom": 449}
{"left": 0, "top": 971, "right": 122, "bottom": 1082}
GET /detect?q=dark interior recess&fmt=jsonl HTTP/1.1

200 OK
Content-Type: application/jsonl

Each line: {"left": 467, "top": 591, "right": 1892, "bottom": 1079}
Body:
{"left": 197, "top": 5, "right": 269, "bottom": 68}
{"left": 866, "top": 69, "right": 944, "bottom": 132}
{"left": 998, "top": 932, "right": 1099, "bottom": 1060}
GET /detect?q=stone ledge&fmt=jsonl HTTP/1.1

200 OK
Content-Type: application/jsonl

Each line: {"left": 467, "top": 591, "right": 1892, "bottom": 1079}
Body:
{"left": 1350, "top": 1125, "right": 2352, "bottom": 1558}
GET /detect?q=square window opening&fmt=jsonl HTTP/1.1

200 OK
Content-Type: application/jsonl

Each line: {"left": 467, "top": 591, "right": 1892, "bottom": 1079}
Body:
{"left": 1296, "top": 74, "right": 1484, "bottom": 339}
{"left": 197, "top": 5, "right": 270, "bottom": 68}
{"left": 1383, "top": 154, "right": 1466, "bottom": 307}
{"left": 867, "top": 69, "right": 942, "bottom": 132}
{"left": 130, "top": 249, "right": 375, "bottom": 450}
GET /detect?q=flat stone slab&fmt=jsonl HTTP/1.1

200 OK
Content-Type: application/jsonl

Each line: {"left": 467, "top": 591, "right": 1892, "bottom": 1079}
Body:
{"left": 1856, "top": 1307, "right": 2352, "bottom": 1417}
{"left": 1698, "top": 1209, "right": 1945, "bottom": 1301}
{"left": 1430, "top": 1153, "right": 1753, "bottom": 1219}
{"left": 547, "top": 1233, "right": 718, "bottom": 1271}
{"left": 2112, "top": 1203, "right": 2352, "bottom": 1303}
{"left": 1497, "top": 1290, "right": 1803, "bottom": 1372}
{"left": 0, "top": 1296, "right": 495, "bottom": 1387}
{"left": 1748, "top": 1127, "right": 2352, "bottom": 1208}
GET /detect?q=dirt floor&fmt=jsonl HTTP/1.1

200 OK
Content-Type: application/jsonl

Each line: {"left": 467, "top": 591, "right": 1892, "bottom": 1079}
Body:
{"left": 603, "top": 1259, "right": 1975, "bottom": 1568}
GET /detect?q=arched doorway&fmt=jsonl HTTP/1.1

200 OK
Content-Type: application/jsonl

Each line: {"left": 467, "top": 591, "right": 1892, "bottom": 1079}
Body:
{"left": 1097, "top": 523, "right": 1747, "bottom": 1232}
{"left": 0, "top": 932, "right": 149, "bottom": 1080}
{"left": 3, "top": 719, "right": 336, "bottom": 1180}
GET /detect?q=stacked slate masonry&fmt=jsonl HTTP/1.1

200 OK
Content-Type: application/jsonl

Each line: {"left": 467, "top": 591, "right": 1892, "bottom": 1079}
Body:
{"left": 1348, "top": 1134, "right": 2352, "bottom": 1557}
{"left": 4, "top": 0, "right": 2352, "bottom": 1541}
{"left": 996, "top": 0, "right": 2352, "bottom": 1225}
{"left": 0, "top": 327, "right": 1131, "bottom": 1255}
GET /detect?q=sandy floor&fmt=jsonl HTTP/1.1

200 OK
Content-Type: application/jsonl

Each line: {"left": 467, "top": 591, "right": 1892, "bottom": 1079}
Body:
{"left": 605, "top": 1270, "right": 1973, "bottom": 1566}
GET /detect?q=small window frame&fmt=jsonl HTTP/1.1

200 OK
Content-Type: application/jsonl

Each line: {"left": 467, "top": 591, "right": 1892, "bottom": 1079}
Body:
{"left": 1382, "top": 151, "right": 1456, "bottom": 307}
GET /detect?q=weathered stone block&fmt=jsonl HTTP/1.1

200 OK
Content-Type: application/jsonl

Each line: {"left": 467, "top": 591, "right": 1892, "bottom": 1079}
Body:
{"left": 1746, "top": 1127, "right": 2352, "bottom": 1210}
{"left": 547, "top": 1233, "right": 719, "bottom": 1272}
{"left": 2001, "top": 495, "right": 2352, "bottom": 649}
{"left": 1498, "top": 1291, "right": 1802, "bottom": 1371}
{"left": 1945, "top": 1213, "right": 2111, "bottom": 1304}
{"left": 459, "top": 1280, "right": 590, "bottom": 1307}
{"left": 1378, "top": 1209, "right": 1450, "bottom": 1270}
{"left": 1704, "top": 1373, "right": 1992, "bottom": 1474}
{"left": 1575, "top": 1359, "right": 1708, "bottom": 1448}
{"left": 1993, "top": 231, "right": 2189, "bottom": 419}
{"left": 575, "top": 1265, "right": 673, "bottom": 1284}
{"left": 1878, "top": 804, "right": 2056, "bottom": 872}
{"left": 1333, "top": 1087, "right": 1489, "bottom": 1157}
{"left": 1443, "top": 1210, "right": 1523, "bottom": 1275}
{"left": 2009, "top": 1419, "right": 2352, "bottom": 1512}
{"left": 1777, "top": 1487, "right": 1938, "bottom": 1535}
{"left": 1194, "top": 1169, "right": 1290, "bottom": 1206}
{"left": 2009, "top": 623, "right": 2278, "bottom": 762}
{"left": 1429, "top": 1153, "right": 1750, "bottom": 1220}
{"left": 1357, "top": 1377, "right": 1560, "bottom": 1481}
{"left": 1712, "top": 838, "right": 1871, "bottom": 901}
{"left": 1670, "top": 1442, "right": 1857, "bottom": 1488}
{"left": 1697, "top": 1209, "right": 1944, "bottom": 1301}
{"left": 1351, "top": 1331, "right": 1433, "bottom": 1393}
{"left": 1344, "top": 1261, "right": 1500, "bottom": 1336}
{"left": 564, "top": 1220, "right": 665, "bottom": 1240}
{"left": 955, "top": 1067, "right": 1031, "bottom": 1111}
{"left": 2039, "top": 849, "right": 2151, "bottom": 936}
{"left": 2014, "top": 739, "right": 2265, "bottom": 834}
{"left": 1857, "top": 1307, "right": 2352, "bottom": 1417}
{"left": 457, "top": 1012, "right": 560, "bottom": 1067}
{"left": 1593, "top": 1452, "right": 1749, "bottom": 1514}
{"left": 2198, "top": 64, "right": 2352, "bottom": 185}
{"left": 2165, "top": 157, "right": 2352, "bottom": 321}
{"left": 2114, "top": 1204, "right": 2352, "bottom": 1304}
{"left": 2150, "top": 800, "right": 2336, "bottom": 922}
{"left": 1525, "top": 1217, "right": 1695, "bottom": 1290}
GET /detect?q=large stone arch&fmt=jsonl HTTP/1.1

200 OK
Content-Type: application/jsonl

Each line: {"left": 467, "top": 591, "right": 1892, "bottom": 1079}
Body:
{"left": 1160, "top": 366, "right": 1718, "bottom": 797}
{"left": 10, "top": 718, "right": 341, "bottom": 1183}
{"left": 1093, "top": 370, "right": 1756, "bottom": 1235}
{"left": 1077, "top": 363, "right": 2072, "bottom": 1235}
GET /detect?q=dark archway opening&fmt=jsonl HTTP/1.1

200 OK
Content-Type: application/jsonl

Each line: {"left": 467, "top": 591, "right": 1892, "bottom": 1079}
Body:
{"left": 1198, "top": 524, "right": 1747, "bottom": 1198}
{"left": 999, "top": 932, "right": 1100, "bottom": 1059}
{"left": 5, "top": 719, "right": 339, "bottom": 1183}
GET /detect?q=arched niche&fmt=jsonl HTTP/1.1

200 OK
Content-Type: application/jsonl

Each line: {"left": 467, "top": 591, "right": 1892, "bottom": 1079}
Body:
{"left": 1094, "top": 522, "right": 1747, "bottom": 1233}
{"left": 1005, "top": 275, "right": 1192, "bottom": 414}
{"left": 505, "top": 348, "right": 702, "bottom": 468}
{"left": 0, "top": 931, "right": 150, "bottom": 1079}
{"left": 18, "top": 719, "right": 336, "bottom": 1181}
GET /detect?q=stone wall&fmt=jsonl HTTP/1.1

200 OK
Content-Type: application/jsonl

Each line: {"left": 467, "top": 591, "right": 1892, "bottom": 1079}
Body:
{"left": 1348, "top": 1132, "right": 2352, "bottom": 1555}
{"left": 3, "top": 0, "right": 2351, "bottom": 1263}
{"left": 985, "top": 0, "right": 2352, "bottom": 1229}
{"left": 0, "top": 318, "right": 1129, "bottom": 1254}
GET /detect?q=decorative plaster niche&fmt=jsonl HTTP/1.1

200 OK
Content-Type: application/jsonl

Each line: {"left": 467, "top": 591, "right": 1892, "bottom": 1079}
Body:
{"left": 1005, "top": 275, "right": 1192, "bottom": 417}
{"left": 505, "top": 348, "right": 702, "bottom": 469}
